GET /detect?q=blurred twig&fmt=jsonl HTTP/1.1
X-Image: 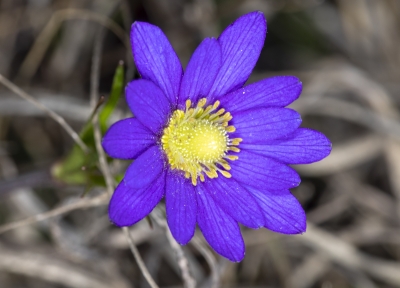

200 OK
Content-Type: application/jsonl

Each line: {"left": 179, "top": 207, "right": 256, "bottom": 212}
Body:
{"left": 304, "top": 98, "right": 400, "bottom": 140}
{"left": 0, "top": 169, "right": 53, "bottom": 196}
{"left": 0, "top": 94, "right": 123, "bottom": 122}
{"left": 0, "top": 244, "right": 129, "bottom": 288}
{"left": 296, "top": 134, "right": 383, "bottom": 176}
{"left": 151, "top": 209, "right": 197, "bottom": 288}
{"left": 90, "top": 28, "right": 115, "bottom": 196}
{"left": 165, "top": 229, "right": 197, "bottom": 288}
{"left": 192, "top": 235, "right": 220, "bottom": 288}
{"left": 300, "top": 223, "right": 400, "bottom": 287}
{"left": 17, "top": 8, "right": 130, "bottom": 81}
{"left": 0, "top": 194, "right": 108, "bottom": 235}
{"left": 288, "top": 253, "right": 330, "bottom": 288}
{"left": 123, "top": 227, "right": 160, "bottom": 288}
{"left": 0, "top": 73, "right": 89, "bottom": 152}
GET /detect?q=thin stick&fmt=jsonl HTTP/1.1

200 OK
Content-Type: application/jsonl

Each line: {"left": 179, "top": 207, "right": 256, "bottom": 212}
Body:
{"left": 165, "top": 229, "right": 197, "bottom": 288}
{"left": 123, "top": 227, "right": 160, "bottom": 288}
{"left": 151, "top": 209, "right": 196, "bottom": 288}
{"left": 90, "top": 28, "right": 115, "bottom": 196}
{"left": 300, "top": 223, "right": 400, "bottom": 287}
{"left": 0, "top": 194, "right": 108, "bottom": 235}
{"left": 0, "top": 74, "right": 89, "bottom": 153}
{"left": 17, "top": 8, "right": 130, "bottom": 81}
{"left": 90, "top": 29, "right": 104, "bottom": 108}
{"left": 192, "top": 236, "right": 219, "bottom": 288}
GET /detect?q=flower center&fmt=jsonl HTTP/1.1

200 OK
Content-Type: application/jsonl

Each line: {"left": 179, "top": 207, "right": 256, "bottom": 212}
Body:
{"left": 161, "top": 98, "right": 241, "bottom": 186}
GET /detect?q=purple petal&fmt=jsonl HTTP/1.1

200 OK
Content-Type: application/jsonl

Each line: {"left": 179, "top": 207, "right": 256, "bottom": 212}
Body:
{"left": 231, "top": 108, "right": 302, "bottom": 142}
{"left": 109, "top": 172, "right": 166, "bottom": 227}
{"left": 202, "top": 176, "right": 264, "bottom": 228}
{"left": 126, "top": 79, "right": 171, "bottom": 134}
{"left": 165, "top": 171, "right": 197, "bottom": 245}
{"left": 124, "top": 146, "right": 165, "bottom": 189}
{"left": 102, "top": 118, "right": 156, "bottom": 160}
{"left": 131, "top": 22, "right": 182, "bottom": 104}
{"left": 219, "top": 76, "right": 302, "bottom": 113}
{"left": 230, "top": 150, "right": 300, "bottom": 190}
{"left": 196, "top": 183, "right": 245, "bottom": 262}
{"left": 209, "top": 11, "right": 266, "bottom": 99}
{"left": 246, "top": 187, "right": 306, "bottom": 234}
{"left": 240, "top": 128, "right": 332, "bottom": 164}
{"left": 178, "top": 38, "right": 222, "bottom": 106}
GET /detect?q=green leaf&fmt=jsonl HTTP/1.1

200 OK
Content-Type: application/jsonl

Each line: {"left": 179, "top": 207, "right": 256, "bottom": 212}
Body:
{"left": 52, "top": 145, "right": 88, "bottom": 185}
{"left": 99, "top": 61, "right": 125, "bottom": 132}
{"left": 52, "top": 62, "right": 125, "bottom": 187}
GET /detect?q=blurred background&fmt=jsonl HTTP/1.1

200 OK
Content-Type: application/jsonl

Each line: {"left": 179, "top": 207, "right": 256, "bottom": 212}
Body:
{"left": 1, "top": 0, "right": 400, "bottom": 287}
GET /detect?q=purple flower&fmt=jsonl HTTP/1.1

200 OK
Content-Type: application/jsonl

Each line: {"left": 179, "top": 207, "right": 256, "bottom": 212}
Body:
{"left": 102, "top": 11, "right": 331, "bottom": 262}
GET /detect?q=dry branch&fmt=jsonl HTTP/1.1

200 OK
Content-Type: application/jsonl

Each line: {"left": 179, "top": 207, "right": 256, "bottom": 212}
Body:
{"left": 0, "top": 194, "right": 108, "bottom": 235}
{"left": 0, "top": 244, "right": 129, "bottom": 288}
{"left": 300, "top": 223, "right": 400, "bottom": 287}
{"left": 0, "top": 74, "right": 89, "bottom": 152}
{"left": 151, "top": 209, "right": 197, "bottom": 288}
{"left": 17, "top": 8, "right": 129, "bottom": 81}
{"left": 123, "top": 227, "right": 160, "bottom": 288}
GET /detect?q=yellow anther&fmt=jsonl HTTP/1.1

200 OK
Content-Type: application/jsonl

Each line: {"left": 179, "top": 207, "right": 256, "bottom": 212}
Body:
{"left": 225, "top": 126, "right": 236, "bottom": 132}
{"left": 191, "top": 175, "right": 197, "bottom": 186}
{"left": 205, "top": 169, "right": 218, "bottom": 178}
{"left": 225, "top": 155, "right": 239, "bottom": 161}
{"left": 220, "top": 171, "right": 232, "bottom": 178}
{"left": 222, "top": 113, "right": 232, "bottom": 121}
{"left": 216, "top": 109, "right": 225, "bottom": 116}
{"left": 185, "top": 99, "right": 192, "bottom": 110}
{"left": 220, "top": 159, "right": 229, "bottom": 165}
{"left": 198, "top": 98, "right": 207, "bottom": 107}
{"left": 229, "top": 147, "right": 240, "bottom": 152}
{"left": 220, "top": 162, "right": 231, "bottom": 170}
{"left": 231, "top": 141, "right": 240, "bottom": 146}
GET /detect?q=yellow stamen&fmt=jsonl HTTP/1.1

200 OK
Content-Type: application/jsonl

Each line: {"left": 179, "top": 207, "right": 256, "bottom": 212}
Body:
{"left": 219, "top": 170, "right": 232, "bottom": 178}
{"left": 229, "top": 147, "right": 240, "bottom": 152}
{"left": 225, "top": 155, "right": 239, "bottom": 161}
{"left": 161, "top": 98, "right": 240, "bottom": 185}
{"left": 225, "top": 126, "right": 236, "bottom": 132}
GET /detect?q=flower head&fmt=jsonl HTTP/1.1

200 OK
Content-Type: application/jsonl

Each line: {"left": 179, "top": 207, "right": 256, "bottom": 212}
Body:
{"left": 102, "top": 11, "right": 331, "bottom": 262}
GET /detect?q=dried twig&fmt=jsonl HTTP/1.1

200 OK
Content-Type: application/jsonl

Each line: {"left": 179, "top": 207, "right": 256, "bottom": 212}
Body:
{"left": 0, "top": 244, "right": 129, "bottom": 288}
{"left": 0, "top": 74, "right": 89, "bottom": 152}
{"left": 300, "top": 223, "right": 400, "bottom": 287}
{"left": 288, "top": 253, "right": 330, "bottom": 288}
{"left": 191, "top": 236, "right": 219, "bottom": 288}
{"left": 296, "top": 134, "right": 383, "bottom": 176}
{"left": 165, "top": 229, "right": 197, "bottom": 288}
{"left": 90, "top": 28, "right": 115, "bottom": 196}
{"left": 17, "top": 8, "right": 129, "bottom": 81}
{"left": 0, "top": 94, "right": 123, "bottom": 123}
{"left": 301, "top": 98, "right": 400, "bottom": 140}
{"left": 123, "top": 227, "right": 160, "bottom": 288}
{"left": 151, "top": 209, "right": 197, "bottom": 288}
{"left": 0, "top": 194, "right": 108, "bottom": 235}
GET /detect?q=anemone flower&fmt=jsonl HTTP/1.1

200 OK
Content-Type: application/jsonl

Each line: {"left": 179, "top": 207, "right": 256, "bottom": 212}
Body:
{"left": 102, "top": 11, "right": 331, "bottom": 261}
